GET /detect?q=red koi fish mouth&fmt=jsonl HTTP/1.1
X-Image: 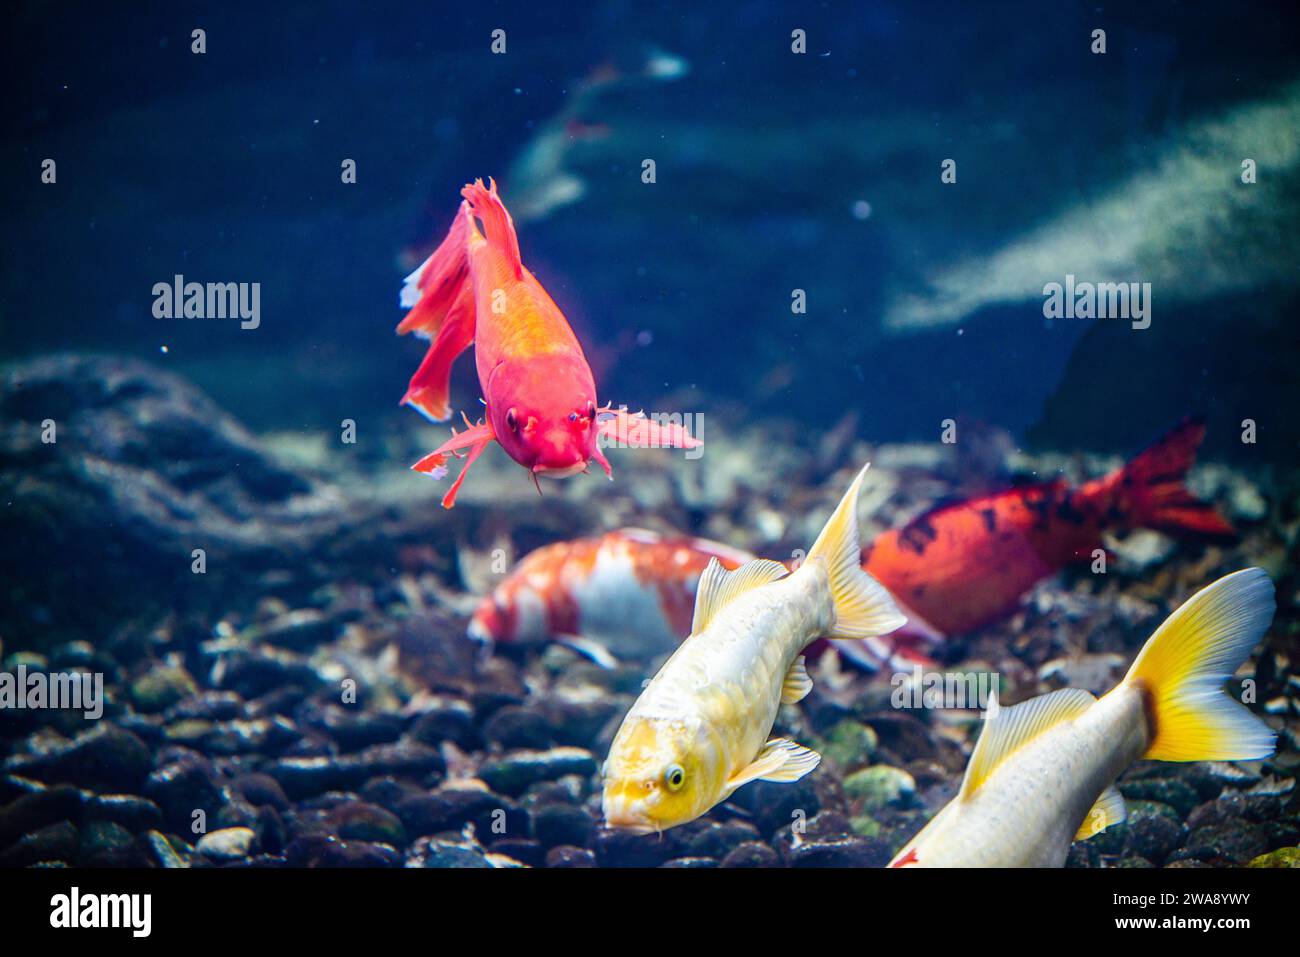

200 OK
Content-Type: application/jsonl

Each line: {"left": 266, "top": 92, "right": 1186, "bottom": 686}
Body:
{"left": 532, "top": 460, "right": 587, "bottom": 479}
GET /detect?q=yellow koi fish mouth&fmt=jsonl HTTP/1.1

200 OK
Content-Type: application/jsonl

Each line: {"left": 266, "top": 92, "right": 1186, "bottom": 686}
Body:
{"left": 601, "top": 789, "right": 659, "bottom": 835}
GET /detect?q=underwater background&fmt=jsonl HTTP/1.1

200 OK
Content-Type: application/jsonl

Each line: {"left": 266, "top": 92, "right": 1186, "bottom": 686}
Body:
{"left": 1, "top": 0, "right": 1299, "bottom": 869}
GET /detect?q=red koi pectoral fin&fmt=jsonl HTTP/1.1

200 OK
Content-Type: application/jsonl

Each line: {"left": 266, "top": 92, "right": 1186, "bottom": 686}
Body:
{"left": 596, "top": 408, "right": 702, "bottom": 452}
{"left": 411, "top": 420, "right": 496, "bottom": 510}
{"left": 400, "top": 286, "right": 475, "bottom": 423}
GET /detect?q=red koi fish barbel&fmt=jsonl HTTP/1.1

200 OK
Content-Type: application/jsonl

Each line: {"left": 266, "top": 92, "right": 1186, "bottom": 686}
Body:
{"left": 397, "top": 178, "right": 701, "bottom": 508}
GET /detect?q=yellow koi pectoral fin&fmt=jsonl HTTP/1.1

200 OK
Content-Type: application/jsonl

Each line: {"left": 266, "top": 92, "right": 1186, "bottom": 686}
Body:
{"left": 805, "top": 464, "right": 908, "bottom": 640}
{"left": 781, "top": 655, "right": 813, "bottom": 704}
{"left": 959, "top": 688, "right": 1095, "bottom": 801}
{"left": 691, "top": 557, "right": 787, "bottom": 634}
{"left": 1121, "top": 567, "right": 1277, "bottom": 762}
{"left": 1074, "top": 785, "right": 1126, "bottom": 842}
{"left": 727, "top": 739, "right": 822, "bottom": 792}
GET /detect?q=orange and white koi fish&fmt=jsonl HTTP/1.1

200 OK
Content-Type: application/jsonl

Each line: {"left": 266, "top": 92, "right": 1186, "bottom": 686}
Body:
{"left": 864, "top": 417, "right": 1234, "bottom": 636}
{"left": 397, "top": 178, "right": 700, "bottom": 508}
{"left": 602, "top": 466, "right": 907, "bottom": 834}
{"left": 468, "top": 528, "right": 753, "bottom": 667}
{"left": 889, "top": 568, "right": 1276, "bottom": 867}
{"left": 469, "top": 528, "right": 935, "bottom": 671}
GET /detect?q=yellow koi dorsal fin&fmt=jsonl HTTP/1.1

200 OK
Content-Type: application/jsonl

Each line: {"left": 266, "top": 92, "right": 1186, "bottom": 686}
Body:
{"left": 1074, "top": 785, "right": 1127, "bottom": 842}
{"left": 781, "top": 655, "right": 813, "bottom": 704}
{"left": 691, "top": 558, "right": 788, "bottom": 635}
{"left": 959, "top": 688, "right": 1096, "bottom": 801}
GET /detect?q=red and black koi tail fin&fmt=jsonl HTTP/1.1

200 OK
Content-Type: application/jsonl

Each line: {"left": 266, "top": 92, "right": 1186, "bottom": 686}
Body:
{"left": 396, "top": 201, "right": 476, "bottom": 422}
{"left": 1087, "top": 416, "right": 1236, "bottom": 538}
{"left": 461, "top": 177, "right": 523, "bottom": 279}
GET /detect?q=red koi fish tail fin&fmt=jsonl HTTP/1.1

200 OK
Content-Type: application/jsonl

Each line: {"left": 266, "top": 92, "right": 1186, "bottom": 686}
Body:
{"left": 461, "top": 177, "right": 523, "bottom": 279}
{"left": 397, "top": 202, "right": 476, "bottom": 422}
{"left": 1086, "top": 416, "right": 1235, "bottom": 538}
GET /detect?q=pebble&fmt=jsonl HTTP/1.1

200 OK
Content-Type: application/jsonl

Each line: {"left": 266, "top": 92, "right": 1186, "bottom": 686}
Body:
{"left": 721, "top": 841, "right": 780, "bottom": 867}
{"left": 83, "top": 793, "right": 165, "bottom": 833}
{"left": 1248, "top": 846, "right": 1300, "bottom": 867}
{"left": 285, "top": 834, "right": 402, "bottom": 867}
{"left": 1173, "top": 821, "right": 1267, "bottom": 865}
{"left": 130, "top": 663, "right": 199, "bottom": 713}
{"left": 405, "top": 836, "right": 490, "bottom": 868}
{"left": 819, "top": 720, "right": 878, "bottom": 770}
{"left": 530, "top": 802, "right": 595, "bottom": 848}
{"left": 843, "top": 765, "right": 917, "bottom": 811}
{"left": 546, "top": 844, "right": 597, "bottom": 867}
{"left": 391, "top": 785, "right": 502, "bottom": 839}
{"left": 79, "top": 820, "right": 148, "bottom": 866}
{"left": 1119, "top": 777, "right": 1200, "bottom": 818}
{"left": 1123, "top": 800, "right": 1186, "bottom": 865}
{"left": 478, "top": 747, "right": 598, "bottom": 796}
{"left": 785, "top": 834, "right": 891, "bottom": 868}
{"left": 141, "top": 830, "right": 190, "bottom": 868}
{"left": 326, "top": 802, "right": 407, "bottom": 846}
{"left": 0, "top": 820, "right": 79, "bottom": 866}
{"left": 197, "top": 826, "right": 257, "bottom": 861}
{"left": 143, "top": 751, "right": 226, "bottom": 833}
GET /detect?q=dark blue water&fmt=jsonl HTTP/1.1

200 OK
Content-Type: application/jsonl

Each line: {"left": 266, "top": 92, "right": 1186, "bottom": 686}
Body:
{"left": 3, "top": 0, "right": 1298, "bottom": 458}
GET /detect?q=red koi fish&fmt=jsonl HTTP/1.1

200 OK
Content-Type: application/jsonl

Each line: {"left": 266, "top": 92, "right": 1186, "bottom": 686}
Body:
{"left": 862, "top": 417, "right": 1234, "bottom": 636}
{"left": 469, "top": 528, "right": 936, "bottom": 671}
{"left": 397, "top": 178, "right": 700, "bottom": 507}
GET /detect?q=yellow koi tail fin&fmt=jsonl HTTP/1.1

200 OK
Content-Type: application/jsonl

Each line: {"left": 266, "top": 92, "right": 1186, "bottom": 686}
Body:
{"left": 806, "top": 464, "right": 907, "bottom": 641}
{"left": 1122, "top": 568, "right": 1276, "bottom": 762}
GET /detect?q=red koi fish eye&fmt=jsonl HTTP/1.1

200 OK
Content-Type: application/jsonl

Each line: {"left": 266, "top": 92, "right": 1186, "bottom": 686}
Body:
{"left": 567, "top": 401, "right": 598, "bottom": 427}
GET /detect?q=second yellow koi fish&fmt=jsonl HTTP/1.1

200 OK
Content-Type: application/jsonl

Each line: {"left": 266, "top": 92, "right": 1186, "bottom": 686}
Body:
{"left": 889, "top": 567, "right": 1276, "bottom": 867}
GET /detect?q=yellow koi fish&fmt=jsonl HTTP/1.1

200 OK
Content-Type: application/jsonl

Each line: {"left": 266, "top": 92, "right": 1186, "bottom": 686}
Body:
{"left": 890, "top": 567, "right": 1276, "bottom": 867}
{"left": 601, "top": 465, "right": 907, "bottom": 834}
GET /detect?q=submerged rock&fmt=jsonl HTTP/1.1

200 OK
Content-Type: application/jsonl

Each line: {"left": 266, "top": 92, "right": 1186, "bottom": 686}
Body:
{"left": 3, "top": 724, "right": 152, "bottom": 793}
{"left": 0, "top": 354, "right": 351, "bottom": 650}
{"left": 1249, "top": 846, "right": 1300, "bottom": 867}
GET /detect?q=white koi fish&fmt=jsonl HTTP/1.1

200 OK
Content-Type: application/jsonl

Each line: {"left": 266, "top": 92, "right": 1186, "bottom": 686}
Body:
{"left": 601, "top": 465, "right": 907, "bottom": 833}
{"left": 889, "top": 567, "right": 1277, "bottom": 867}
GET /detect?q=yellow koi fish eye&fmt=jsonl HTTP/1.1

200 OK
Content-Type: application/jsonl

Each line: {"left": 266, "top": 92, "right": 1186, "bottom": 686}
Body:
{"left": 664, "top": 764, "right": 686, "bottom": 792}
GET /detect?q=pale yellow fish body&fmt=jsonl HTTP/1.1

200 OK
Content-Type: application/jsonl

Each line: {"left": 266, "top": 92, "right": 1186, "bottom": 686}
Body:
{"left": 607, "top": 567, "right": 832, "bottom": 829}
{"left": 602, "top": 465, "right": 906, "bottom": 833}
{"left": 891, "top": 568, "right": 1276, "bottom": 868}
{"left": 892, "top": 687, "right": 1147, "bottom": 867}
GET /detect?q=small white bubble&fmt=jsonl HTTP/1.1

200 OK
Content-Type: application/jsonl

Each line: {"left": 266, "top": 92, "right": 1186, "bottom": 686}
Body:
{"left": 851, "top": 200, "right": 872, "bottom": 220}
